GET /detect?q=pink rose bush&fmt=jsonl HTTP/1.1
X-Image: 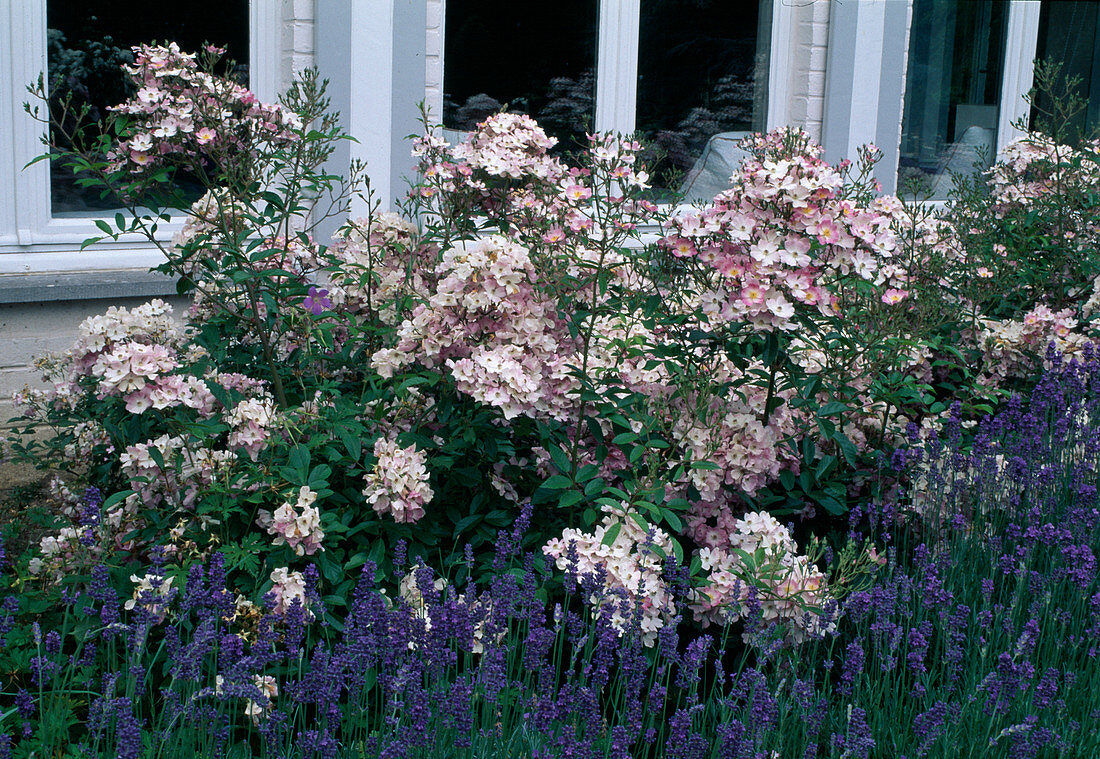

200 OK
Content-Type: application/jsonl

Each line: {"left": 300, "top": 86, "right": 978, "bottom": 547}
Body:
{"left": 15, "top": 42, "right": 1100, "bottom": 666}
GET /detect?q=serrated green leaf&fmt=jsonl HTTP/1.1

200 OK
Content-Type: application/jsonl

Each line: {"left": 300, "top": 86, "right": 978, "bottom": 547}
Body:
{"left": 558, "top": 490, "right": 585, "bottom": 509}
{"left": 583, "top": 477, "right": 605, "bottom": 497}
{"left": 669, "top": 537, "right": 683, "bottom": 564}
{"left": 548, "top": 445, "right": 572, "bottom": 474}
{"left": 690, "top": 460, "right": 719, "bottom": 470}
{"left": 779, "top": 470, "right": 796, "bottom": 490}
{"left": 662, "top": 509, "right": 682, "bottom": 533}
{"left": 542, "top": 474, "right": 573, "bottom": 490}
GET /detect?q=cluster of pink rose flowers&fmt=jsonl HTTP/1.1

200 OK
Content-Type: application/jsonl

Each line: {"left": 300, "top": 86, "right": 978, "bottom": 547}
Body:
{"left": 258, "top": 486, "right": 325, "bottom": 556}
{"left": 660, "top": 128, "right": 909, "bottom": 332}
{"left": 977, "top": 304, "right": 1089, "bottom": 386}
{"left": 988, "top": 133, "right": 1100, "bottom": 214}
{"left": 543, "top": 505, "right": 678, "bottom": 646}
{"left": 327, "top": 212, "right": 434, "bottom": 327}
{"left": 371, "top": 235, "right": 578, "bottom": 421}
{"left": 412, "top": 114, "right": 654, "bottom": 240}
{"left": 108, "top": 43, "right": 301, "bottom": 174}
{"left": 362, "top": 438, "right": 435, "bottom": 524}
{"left": 684, "top": 509, "right": 834, "bottom": 643}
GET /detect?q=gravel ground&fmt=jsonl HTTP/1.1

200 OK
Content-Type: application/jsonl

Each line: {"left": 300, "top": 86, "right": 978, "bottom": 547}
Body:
{"left": 0, "top": 459, "right": 43, "bottom": 491}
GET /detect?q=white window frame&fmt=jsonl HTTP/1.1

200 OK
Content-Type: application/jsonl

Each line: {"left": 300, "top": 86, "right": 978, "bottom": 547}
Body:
{"left": 0, "top": 0, "right": 280, "bottom": 274}
{"left": 885, "top": 0, "right": 1042, "bottom": 200}
{"left": 434, "top": 0, "right": 787, "bottom": 142}
{"left": 597, "top": 0, "right": 788, "bottom": 135}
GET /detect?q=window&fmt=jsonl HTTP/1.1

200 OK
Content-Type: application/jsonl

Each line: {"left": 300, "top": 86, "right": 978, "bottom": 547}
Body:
{"left": 442, "top": 0, "right": 773, "bottom": 200}
{"left": 0, "top": 1, "right": 277, "bottom": 272}
{"left": 898, "top": 0, "right": 1009, "bottom": 200}
{"left": 442, "top": 0, "right": 598, "bottom": 150}
{"left": 1033, "top": 0, "right": 1100, "bottom": 140}
{"left": 46, "top": 0, "right": 250, "bottom": 216}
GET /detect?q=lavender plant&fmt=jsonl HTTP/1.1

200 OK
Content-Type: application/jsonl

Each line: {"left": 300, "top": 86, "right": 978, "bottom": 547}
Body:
{"left": 4, "top": 353, "right": 1100, "bottom": 757}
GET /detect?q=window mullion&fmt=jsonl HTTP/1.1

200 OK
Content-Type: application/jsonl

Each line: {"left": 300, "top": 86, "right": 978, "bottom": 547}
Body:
{"left": 12, "top": 0, "right": 50, "bottom": 245}
{"left": 0, "top": 2, "right": 20, "bottom": 245}
{"left": 250, "top": 1, "right": 281, "bottom": 104}
{"left": 998, "top": 0, "right": 1042, "bottom": 149}
{"left": 595, "top": 0, "right": 639, "bottom": 135}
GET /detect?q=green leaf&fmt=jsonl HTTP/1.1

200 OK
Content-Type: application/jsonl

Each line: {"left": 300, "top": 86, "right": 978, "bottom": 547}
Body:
{"left": 336, "top": 425, "right": 362, "bottom": 462}
{"left": 601, "top": 520, "right": 623, "bottom": 546}
{"left": 583, "top": 477, "right": 605, "bottom": 497}
{"left": 308, "top": 464, "right": 332, "bottom": 490}
{"left": 575, "top": 463, "right": 599, "bottom": 482}
{"left": 834, "top": 431, "right": 859, "bottom": 466}
{"left": 102, "top": 489, "right": 135, "bottom": 511}
{"left": 548, "top": 445, "right": 572, "bottom": 474}
{"left": 815, "top": 493, "right": 847, "bottom": 515}
{"left": 558, "top": 490, "right": 585, "bottom": 509}
{"left": 541, "top": 474, "right": 573, "bottom": 490}
{"left": 817, "top": 401, "right": 848, "bottom": 416}
{"left": 289, "top": 444, "right": 311, "bottom": 481}
{"left": 662, "top": 509, "right": 682, "bottom": 533}
{"left": 815, "top": 455, "right": 837, "bottom": 482}
{"left": 669, "top": 537, "right": 684, "bottom": 564}
{"left": 690, "top": 460, "right": 719, "bottom": 470}
{"left": 779, "top": 470, "right": 796, "bottom": 490}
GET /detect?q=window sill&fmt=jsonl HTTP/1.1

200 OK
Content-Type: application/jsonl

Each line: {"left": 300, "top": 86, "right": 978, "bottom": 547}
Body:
{"left": 0, "top": 267, "right": 177, "bottom": 304}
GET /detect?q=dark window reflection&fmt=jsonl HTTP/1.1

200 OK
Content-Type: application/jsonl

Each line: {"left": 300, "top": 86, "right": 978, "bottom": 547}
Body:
{"left": 47, "top": 0, "right": 248, "bottom": 215}
{"left": 443, "top": 0, "right": 598, "bottom": 152}
{"left": 637, "top": 0, "right": 771, "bottom": 199}
{"left": 1033, "top": 1, "right": 1100, "bottom": 142}
{"left": 898, "top": 0, "right": 1008, "bottom": 200}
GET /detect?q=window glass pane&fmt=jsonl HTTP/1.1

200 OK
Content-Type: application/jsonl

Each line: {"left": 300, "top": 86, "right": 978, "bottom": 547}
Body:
{"left": 443, "top": 0, "right": 598, "bottom": 152}
{"left": 637, "top": 0, "right": 771, "bottom": 201}
{"left": 47, "top": 0, "right": 249, "bottom": 216}
{"left": 898, "top": 0, "right": 1008, "bottom": 200}
{"left": 1034, "top": 0, "right": 1100, "bottom": 141}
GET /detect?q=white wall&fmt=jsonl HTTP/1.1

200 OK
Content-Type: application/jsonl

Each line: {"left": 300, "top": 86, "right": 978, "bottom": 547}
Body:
{"left": 425, "top": 0, "right": 444, "bottom": 123}
{"left": 282, "top": 0, "right": 316, "bottom": 92}
{"left": 787, "top": 0, "right": 831, "bottom": 142}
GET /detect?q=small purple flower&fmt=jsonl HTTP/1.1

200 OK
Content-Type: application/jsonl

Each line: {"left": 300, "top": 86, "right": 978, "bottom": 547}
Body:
{"left": 302, "top": 286, "right": 332, "bottom": 316}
